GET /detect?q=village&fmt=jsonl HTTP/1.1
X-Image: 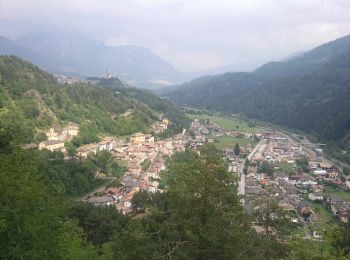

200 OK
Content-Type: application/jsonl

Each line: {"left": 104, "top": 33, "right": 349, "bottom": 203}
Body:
{"left": 191, "top": 116, "right": 350, "bottom": 239}
{"left": 25, "top": 118, "right": 198, "bottom": 214}
{"left": 81, "top": 118, "right": 194, "bottom": 214}
{"left": 24, "top": 115, "right": 350, "bottom": 237}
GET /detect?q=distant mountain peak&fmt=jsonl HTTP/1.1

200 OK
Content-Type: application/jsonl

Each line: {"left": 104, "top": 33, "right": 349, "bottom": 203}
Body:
{"left": 0, "top": 32, "right": 183, "bottom": 88}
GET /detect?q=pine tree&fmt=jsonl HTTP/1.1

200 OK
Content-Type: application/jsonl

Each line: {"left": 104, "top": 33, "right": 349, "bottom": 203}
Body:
{"left": 234, "top": 143, "right": 240, "bottom": 156}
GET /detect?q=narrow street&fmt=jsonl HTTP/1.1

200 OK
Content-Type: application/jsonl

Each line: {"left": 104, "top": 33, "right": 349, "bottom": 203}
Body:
{"left": 238, "top": 140, "right": 265, "bottom": 203}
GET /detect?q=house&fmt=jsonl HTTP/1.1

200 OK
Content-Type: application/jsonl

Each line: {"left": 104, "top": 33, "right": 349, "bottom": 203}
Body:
{"left": 146, "top": 167, "right": 159, "bottom": 179}
{"left": 127, "top": 164, "right": 142, "bottom": 176}
{"left": 105, "top": 187, "right": 121, "bottom": 195}
{"left": 346, "top": 181, "right": 350, "bottom": 189}
{"left": 144, "top": 142, "right": 157, "bottom": 151}
{"left": 66, "top": 125, "right": 79, "bottom": 138}
{"left": 76, "top": 143, "right": 97, "bottom": 158}
{"left": 153, "top": 157, "right": 165, "bottom": 164}
{"left": 296, "top": 201, "right": 314, "bottom": 221}
{"left": 331, "top": 201, "right": 350, "bottom": 222}
{"left": 121, "top": 191, "right": 136, "bottom": 208}
{"left": 301, "top": 180, "right": 318, "bottom": 186}
{"left": 319, "top": 162, "right": 333, "bottom": 170}
{"left": 145, "top": 134, "right": 154, "bottom": 143}
{"left": 159, "top": 146, "right": 171, "bottom": 156}
{"left": 46, "top": 128, "right": 59, "bottom": 140}
{"left": 130, "top": 156, "right": 144, "bottom": 165}
{"left": 87, "top": 195, "right": 115, "bottom": 206}
{"left": 161, "top": 118, "right": 169, "bottom": 128}
{"left": 148, "top": 185, "right": 157, "bottom": 193}
{"left": 98, "top": 140, "right": 114, "bottom": 151}
{"left": 314, "top": 169, "right": 327, "bottom": 176}
{"left": 310, "top": 184, "right": 324, "bottom": 193}
{"left": 148, "top": 181, "right": 159, "bottom": 193}
{"left": 338, "top": 209, "right": 349, "bottom": 223}
{"left": 46, "top": 124, "right": 79, "bottom": 142}
{"left": 23, "top": 143, "right": 38, "bottom": 150}
{"left": 130, "top": 132, "right": 146, "bottom": 144}
{"left": 121, "top": 180, "right": 140, "bottom": 191}
{"left": 245, "top": 186, "right": 267, "bottom": 197}
{"left": 309, "top": 192, "right": 324, "bottom": 201}
{"left": 328, "top": 172, "right": 340, "bottom": 179}
{"left": 112, "top": 151, "right": 128, "bottom": 161}
{"left": 175, "top": 143, "right": 185, "bottom": 152}
{"left": 152, "top": 162, "right": 165, "bottom": 171}
{"left": 280, "top": 181, "right": 298, "bottom": 195}
{"left": 39, "top": 140, "right": 66, "bottom": 152}
{"left": 131, "top": 146, "right": 150, "bottom": 158}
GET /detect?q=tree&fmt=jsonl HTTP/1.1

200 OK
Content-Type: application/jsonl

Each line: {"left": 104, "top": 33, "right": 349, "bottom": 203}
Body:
{"left": 141, "top": 159, "right": 151, "bottom": 171}
{"left": 343, "top": 167, "right": 350, "bottom": 176}
{"left": 69, "top": 203, "right": 127, "bottom": 245}
{"left": 243, "top": 159, "right": 250, "bottom": 175}
{"left": 296, "top": 156, "right": 309, "bottom": 173}
{"left": 90, "top": 150, "right": 124, "bottom": 178}
{"left": 253, "top": 195, "right": 289, "bottom": 258}
{"left": 259, "top": 161, "right": 274, "bottom": 176}
{"left": 329, "top": 217, "right": 350, "bottom": 257}
{"left": 36, "top": 132, "right": 47, "bottom": 142}
{"left": 0, "top": 149, "right": 98, "bottom": 259}
{"left": 148, "top": 144, "right": 261, "bottom": 258}
{"left": 65, "top": 141, "right": 76, "bottom": 157}
{"left": 131, "top": 191, "right": 150, "bottom": 212}
{"left": 234, "top": 143, "right": 240, "bottom": 156}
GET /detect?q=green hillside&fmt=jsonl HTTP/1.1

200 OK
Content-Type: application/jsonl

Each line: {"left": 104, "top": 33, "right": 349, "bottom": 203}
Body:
{"left": 0, "top": 56, "right": 189, "bottom": 146}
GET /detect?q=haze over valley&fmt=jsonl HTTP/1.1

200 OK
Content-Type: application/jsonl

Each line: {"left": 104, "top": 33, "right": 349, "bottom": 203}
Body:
{"left": 1, "top": 1, "right": 350, "bottom": 259}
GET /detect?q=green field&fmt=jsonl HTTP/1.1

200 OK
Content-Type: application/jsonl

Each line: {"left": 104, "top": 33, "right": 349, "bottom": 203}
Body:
{"left": 277, "top": 162, "right": 295, "bottom": 174}
{"left": 309, "top": 201, "right": 335, "bottom": 223}
{"left": 208, "top": 135, "right": 257, "bottom": 151}
{"left": 308, "top": 201, "right": 338, "bottom": 233}
{"left": 323, "top": 185, "right": 350, "bottom": 202}
{"left": 187, "top": 113, "right": 261, "bottom": 133}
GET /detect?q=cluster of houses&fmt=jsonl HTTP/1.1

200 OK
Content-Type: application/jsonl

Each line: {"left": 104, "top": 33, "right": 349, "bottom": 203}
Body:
{"left": 85, "top": 130, "right": 197, "bottom": 214}
{"left": 39, "top": 124, "right": 79, "bottom": 152}
{"left": 234, "top": 134, "right": 350, "bottom": 238}
{"left": 55, "top": 74, "right": 99, "bottom": 85}
{"left": 150, "top": 118, "right": 169, "bottom": 134}
{"left": 24, "top": 124, "right": 80, "bottom": 152}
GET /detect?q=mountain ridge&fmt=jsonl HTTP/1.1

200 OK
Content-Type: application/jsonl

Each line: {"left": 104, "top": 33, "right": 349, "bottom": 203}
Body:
{"left": 0, "top": 33, "right": 182, "bottom": 88}
{"left": 163, "top": 34, "right": 350, "bottom": 144}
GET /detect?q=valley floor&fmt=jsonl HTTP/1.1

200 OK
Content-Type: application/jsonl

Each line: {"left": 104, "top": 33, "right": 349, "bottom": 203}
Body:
{"left": 189, "top": 110, "right": 350, "bottom": 240}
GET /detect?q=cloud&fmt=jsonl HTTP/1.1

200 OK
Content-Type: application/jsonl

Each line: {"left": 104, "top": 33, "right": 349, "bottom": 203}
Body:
{"left": 1, "top": 0, "right": 350, "bottom": 72}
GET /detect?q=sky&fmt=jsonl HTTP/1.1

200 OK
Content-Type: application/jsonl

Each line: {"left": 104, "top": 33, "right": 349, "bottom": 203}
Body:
{"left": 1, "top": 0, "right": 350, "bottom": 72}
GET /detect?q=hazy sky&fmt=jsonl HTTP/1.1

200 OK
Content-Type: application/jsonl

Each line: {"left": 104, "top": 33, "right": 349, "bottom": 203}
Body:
{"left": 1, "top": 0, "right": 350, "bottom": 72}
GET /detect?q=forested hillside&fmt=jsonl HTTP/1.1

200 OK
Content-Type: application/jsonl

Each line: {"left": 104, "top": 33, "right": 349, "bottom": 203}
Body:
{"left": 0, "top": 56, "right": 189, "bottom": 145}
{"left": 164, "top": 35, "right": 350, "bottom": 152}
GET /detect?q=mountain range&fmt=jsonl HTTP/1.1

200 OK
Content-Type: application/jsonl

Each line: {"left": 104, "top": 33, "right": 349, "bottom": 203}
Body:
{"left": 162, "top": 34, "right": 350, "bottom": 145}
{"left": 0, "top": 32, "right": 187, "bottom": 88}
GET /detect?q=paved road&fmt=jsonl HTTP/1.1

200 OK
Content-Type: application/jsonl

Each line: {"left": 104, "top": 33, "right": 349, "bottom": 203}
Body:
{"left": 238, "top": 173, "right": 245, "bottom": 195}
{"left": 238, "top": 140, "right": 265, "bottom": 204}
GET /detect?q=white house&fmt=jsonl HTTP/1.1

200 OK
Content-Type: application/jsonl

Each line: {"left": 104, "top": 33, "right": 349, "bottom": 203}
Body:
{"left": 309, "top": 192, "right": 324, "bottom": 201}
